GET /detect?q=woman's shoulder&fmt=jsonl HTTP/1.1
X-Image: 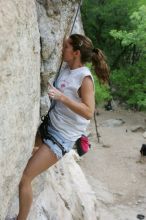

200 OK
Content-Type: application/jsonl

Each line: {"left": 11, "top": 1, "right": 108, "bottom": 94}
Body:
{"left": 78, "top": 66, "right": 92, "bottom": 80}
{"left": 81, "top": 66, "right": 91, "bottom": 75}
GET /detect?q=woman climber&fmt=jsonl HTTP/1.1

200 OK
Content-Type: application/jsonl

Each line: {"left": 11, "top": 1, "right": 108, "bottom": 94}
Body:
{"left": 8, "top": 33, "right": 109, "bottom": 220}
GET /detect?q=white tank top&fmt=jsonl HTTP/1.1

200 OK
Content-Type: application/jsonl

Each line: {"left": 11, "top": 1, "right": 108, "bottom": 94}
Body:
{"left": 49, "top": 64, "right": 94, "bottom": 141}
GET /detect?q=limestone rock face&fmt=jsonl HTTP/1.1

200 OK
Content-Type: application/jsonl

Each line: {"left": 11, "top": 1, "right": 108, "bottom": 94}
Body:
{"left": 0, "top": 0, "right": 40, "bottom": 219}
{"left": 1, "top": 0, "right": 99, "bottom": 219}
{"left": 7, "top": 152, "right": 99, "bottom": 220}
{"left": 36, "top": 0, "right": 83, "bottom": 115}
{"left": 30, "top": 152, "right": 99, "bottom": 220}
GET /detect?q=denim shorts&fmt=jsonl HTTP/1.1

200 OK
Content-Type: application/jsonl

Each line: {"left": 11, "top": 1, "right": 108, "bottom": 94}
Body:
{"left": 43, "top": 120, "right": 75, "bottom": 159}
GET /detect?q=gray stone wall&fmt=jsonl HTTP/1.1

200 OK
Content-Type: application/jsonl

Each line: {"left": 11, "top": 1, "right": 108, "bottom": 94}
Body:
{"left": 0, "top": 0, "right": 99, "bottom": 219}
{"left": 0, "top": 0, "right": 40, "bottom": 218}
{"left": 36, "top": 0, "right": 83, "bottom": 115}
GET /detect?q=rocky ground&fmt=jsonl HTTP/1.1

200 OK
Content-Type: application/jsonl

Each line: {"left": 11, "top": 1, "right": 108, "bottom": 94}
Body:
{"left": 79, "top": 107, "right": 146, "bottom": 220}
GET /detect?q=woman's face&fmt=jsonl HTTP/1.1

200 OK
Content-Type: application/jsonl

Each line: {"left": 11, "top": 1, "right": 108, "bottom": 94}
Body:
{"left": 62, "top": 38, "right": 75, "bottom": 62}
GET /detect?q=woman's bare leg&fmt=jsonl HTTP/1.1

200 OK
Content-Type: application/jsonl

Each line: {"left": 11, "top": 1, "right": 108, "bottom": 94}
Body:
{"left": 31, "top": 132, "right": 43, "bottom": 156}
{"left": 34, "top": 131, "right": 43, "bottom": 147}
{"left": 17, "top": 144, "right": 58, "bottom": 220}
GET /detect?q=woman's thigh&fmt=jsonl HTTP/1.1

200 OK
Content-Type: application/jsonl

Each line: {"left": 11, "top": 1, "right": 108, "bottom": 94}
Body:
{"left": 22, "top": 144, "right": 59, "bottom": 181}
{"left": 34, "top": 131, "right": 43, "bottom": 147}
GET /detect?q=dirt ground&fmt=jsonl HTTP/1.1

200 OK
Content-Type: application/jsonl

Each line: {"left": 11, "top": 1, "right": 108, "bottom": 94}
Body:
{"left": 79, "top": 107, "right": 146, "bottom": 220}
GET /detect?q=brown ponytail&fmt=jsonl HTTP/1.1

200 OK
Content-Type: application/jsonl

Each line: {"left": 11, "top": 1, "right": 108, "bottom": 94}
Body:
{"left": 69, "top": 34, "right": 110, "bottom": 83}
{"left": 92, "top": 48, "right": 110, "bottom": 83}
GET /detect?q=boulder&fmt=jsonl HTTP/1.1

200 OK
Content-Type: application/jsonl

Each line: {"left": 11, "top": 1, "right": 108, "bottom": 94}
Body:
{"left": 101, "top": 119, "right": 125, "bottom": 127}
{"left": 143, "top": 132, "right": 146, "bottom": 138}
{"left": 6, "top": 151, "right": 99, "bottom": 220}
{"left": 131, "top": 125, "right": 145, "bottom": 133}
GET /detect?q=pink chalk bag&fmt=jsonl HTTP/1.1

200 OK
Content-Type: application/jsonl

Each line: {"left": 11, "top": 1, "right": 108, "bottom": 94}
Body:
{"left": 76, "top": 135, "right": 91, "bottom": 156}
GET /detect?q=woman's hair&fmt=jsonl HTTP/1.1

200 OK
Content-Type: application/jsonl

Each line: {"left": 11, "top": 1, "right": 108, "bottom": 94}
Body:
{"left": 69, "top": 34, "right": 110, "bottom": 83}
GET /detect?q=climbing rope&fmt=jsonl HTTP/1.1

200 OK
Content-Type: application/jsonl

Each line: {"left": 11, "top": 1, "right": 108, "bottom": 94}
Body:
{"left": 94, "top": 111, "right": 101, "bottom": 143}
{"left": 50, "top": 0, "right": 82, "bottom": 111}
{"left": 54, "top": 0, "right": 82, "bottom": 82}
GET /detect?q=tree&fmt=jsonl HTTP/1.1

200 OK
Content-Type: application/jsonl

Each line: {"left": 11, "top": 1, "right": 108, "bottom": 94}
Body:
{"left": 81, "top": 1, "right": 146, "bottom": 110}
{"left": 110, "top": 6, "right": 146, "bottom": 110}
{"left": 110, "top": 5, "right": 146, "bottom": 65}
{"left": 81, "top": 0, "right": 142, "bottom": 68}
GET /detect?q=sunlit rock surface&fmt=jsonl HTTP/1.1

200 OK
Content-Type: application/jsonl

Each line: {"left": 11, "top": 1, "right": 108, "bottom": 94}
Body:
{"left": 0, "top": 0, "right": 99, "bottom": 219}
{"left": 0, "top": 0, "right": 40, "bottom": 218}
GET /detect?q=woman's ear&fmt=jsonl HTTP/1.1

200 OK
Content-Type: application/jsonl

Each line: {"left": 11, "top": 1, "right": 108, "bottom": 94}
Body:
{"left": 74, "top": 49, "right": 81, "bottom": 58}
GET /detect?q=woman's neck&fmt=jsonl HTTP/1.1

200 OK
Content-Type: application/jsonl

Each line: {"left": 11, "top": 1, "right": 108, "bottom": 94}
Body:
{"left": 67, "top": 60, "right": 84, "bottom": 70}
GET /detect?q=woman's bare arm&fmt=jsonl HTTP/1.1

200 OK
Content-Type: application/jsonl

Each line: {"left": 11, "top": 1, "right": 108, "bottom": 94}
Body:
{"left": 48, "top": 76, "right": 95, "bottom": 120}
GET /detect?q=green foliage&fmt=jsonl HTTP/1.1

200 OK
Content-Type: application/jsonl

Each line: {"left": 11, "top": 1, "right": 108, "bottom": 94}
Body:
{"left": 81, "top": 0, "right": 146, "bottom": 111}
{"left": 110, "top": 61, "right": 146, "bottom": 110}
{"left": 109, "top": 5, "right": 146, "bottom": 110}
{"left": 86, "top": 63, "right": 112, "bottom": 105}
{"left": 81, "top": 0, "right": 141, "bottom": 68}
{"left": 110, "top": 5, "right": 146, "bottom": 50}
{"left": 93, "top": 75, "right": 112, "bottom": 105}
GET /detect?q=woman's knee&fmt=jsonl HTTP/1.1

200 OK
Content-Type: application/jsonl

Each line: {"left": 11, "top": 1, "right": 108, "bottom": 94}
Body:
{"left": 19, "top": 173, "right": 32, "bottom": 189}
